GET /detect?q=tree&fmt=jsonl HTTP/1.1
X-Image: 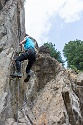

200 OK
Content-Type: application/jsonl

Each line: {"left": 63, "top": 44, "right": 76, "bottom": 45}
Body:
{"left": 43, "top": 42, "right": 64, "bottom": 64}
{"left": 63, "top": 39, "right": 83, "bottom": 70}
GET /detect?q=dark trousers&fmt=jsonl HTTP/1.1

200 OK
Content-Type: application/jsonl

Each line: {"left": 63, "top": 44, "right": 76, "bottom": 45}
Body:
{"left": 15, "top": 48, "right": 36, "bottom": 74}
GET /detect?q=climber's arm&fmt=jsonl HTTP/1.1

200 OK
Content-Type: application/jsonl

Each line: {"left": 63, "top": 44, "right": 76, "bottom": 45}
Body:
{"left": 19, "top": 39, "right": 26, "bottom": 45}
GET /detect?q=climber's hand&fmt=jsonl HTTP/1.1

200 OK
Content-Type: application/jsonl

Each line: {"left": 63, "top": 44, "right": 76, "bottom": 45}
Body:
{"left": 19, "top": 42, "right": 22, "bottom": 45}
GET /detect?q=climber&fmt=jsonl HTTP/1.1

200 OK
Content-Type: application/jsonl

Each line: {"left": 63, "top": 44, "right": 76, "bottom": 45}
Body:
{"left": 12, "top": 34, "right": 36, "bottom": 82}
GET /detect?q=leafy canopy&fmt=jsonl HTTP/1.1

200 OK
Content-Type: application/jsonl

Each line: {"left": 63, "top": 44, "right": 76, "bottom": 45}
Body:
{"left": 43, "top": 42, "right": 64, "bottom": 64}
{"left": 63, "top": 39, "right": 83, "bottom": 70}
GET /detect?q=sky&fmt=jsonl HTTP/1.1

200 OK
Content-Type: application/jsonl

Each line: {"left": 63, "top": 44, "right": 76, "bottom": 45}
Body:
{"left": 24, "top": 0, "right": 83, "bottom": 62}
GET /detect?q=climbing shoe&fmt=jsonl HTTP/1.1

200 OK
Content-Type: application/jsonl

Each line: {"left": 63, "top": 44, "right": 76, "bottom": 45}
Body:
{"left": 24, "top": 74, "right": 31, "bottom": 82}
{"left": 10, "top": 71, "right": 22, "bottom": 78}
{"left": 24, "top": 70, "right": 34, "bottom": 82}
{"left": 28, "top": 70, "right": 34, "bottom": 75}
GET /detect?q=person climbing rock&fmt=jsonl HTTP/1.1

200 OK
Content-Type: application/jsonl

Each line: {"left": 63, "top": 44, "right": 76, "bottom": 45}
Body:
{"left": 11, "top": 34, "right": 36, "bottom": 82}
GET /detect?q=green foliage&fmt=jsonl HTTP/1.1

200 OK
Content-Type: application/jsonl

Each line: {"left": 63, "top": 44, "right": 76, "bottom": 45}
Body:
{"left": 70, "top": 65, "right": 79, "bottom": 73}
{"left": 43, "top": 42, "right": 64, "bottom": 64}
{"left": 63, "top": 39, "right": 83, "bottom": 70}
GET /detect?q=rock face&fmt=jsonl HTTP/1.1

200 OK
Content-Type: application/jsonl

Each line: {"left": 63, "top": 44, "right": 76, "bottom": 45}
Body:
{"left": 0, "top": 0, "right": 9, "bottom": 10}
{"left": 0, "top": 0, "right": 25, "bottom": 124}
{"left": 32, "top": 53, "right": 83, "bottom": 125}
{"left": 0, "top": 1, "right": 83, "bottom": 125}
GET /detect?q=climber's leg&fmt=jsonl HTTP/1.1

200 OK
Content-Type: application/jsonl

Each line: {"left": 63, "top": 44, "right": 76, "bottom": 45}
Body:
{"left": 11, "top": 53, "right": 27, "bottom": 78}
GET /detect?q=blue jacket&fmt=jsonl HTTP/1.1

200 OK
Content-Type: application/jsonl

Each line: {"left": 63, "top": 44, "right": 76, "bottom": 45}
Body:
{"left": 24, "top": 37, "right": 35, "bottom": 50}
